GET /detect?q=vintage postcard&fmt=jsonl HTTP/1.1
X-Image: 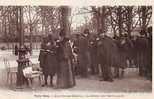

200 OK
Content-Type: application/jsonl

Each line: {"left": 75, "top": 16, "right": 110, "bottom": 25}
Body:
{"left": 0, "top": 0, "right": 153, "bottom": 99}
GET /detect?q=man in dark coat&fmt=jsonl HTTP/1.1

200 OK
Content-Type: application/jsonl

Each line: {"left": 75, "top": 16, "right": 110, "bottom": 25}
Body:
{"left": 89, "top": 34, "right": 99, "bottom": 75}
{"left": 77, "top": 29, "right": 91, "bottom": 77}
{"left": 131, "top": 35, "right": 138, "bottom": 68}
{"left": 146, "top": 26, "right": 152, "bottom": 80}
{"left": 122, "top": 34, "right": 134, "bottom": 68}
{"left": 136, "top": 30, "right": 149, "bottom": 76}
{"left": 96, "top": 31, "right": 116, "bottom": 82}
{"left": 113, "top": 36, "right": 126, "bottom": 78}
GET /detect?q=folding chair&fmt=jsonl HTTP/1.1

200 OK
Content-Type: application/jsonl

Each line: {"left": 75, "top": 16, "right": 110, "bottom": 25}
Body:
{"left": 23, "top": 60, "right": 43, "bottom": 88}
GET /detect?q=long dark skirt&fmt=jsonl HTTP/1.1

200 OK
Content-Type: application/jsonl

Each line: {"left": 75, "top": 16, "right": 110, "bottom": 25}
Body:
{"left": 44, "top": 53, "right": 58, "bottom": 76}
{"left": 56, "top": 59, "right": 75, "bottom": 88}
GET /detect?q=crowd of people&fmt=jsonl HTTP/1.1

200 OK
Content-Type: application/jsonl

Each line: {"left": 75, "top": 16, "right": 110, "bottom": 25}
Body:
{"left": 38, "top": 26, "right": 152, "bottom": 89}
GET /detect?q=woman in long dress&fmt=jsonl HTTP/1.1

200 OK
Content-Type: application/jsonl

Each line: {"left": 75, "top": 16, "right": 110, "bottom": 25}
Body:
{"left": 56, "top": 31, "right": 75, "bottom": 88}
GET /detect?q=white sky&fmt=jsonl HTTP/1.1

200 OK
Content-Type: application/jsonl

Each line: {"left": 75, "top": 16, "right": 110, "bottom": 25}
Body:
{"left": 71, "top": 7, "right": 92, "bottom": 30}
{"left": 23, "top": 7, "right": 92, "bottom": 30}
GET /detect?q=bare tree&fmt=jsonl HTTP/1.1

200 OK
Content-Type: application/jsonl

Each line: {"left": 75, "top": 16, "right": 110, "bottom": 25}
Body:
{"left": 138, "top": 6, "right": 152, "bottom": 36}
{"left": 24, "top": 6, "right": 41, "bottom": 54}
{"left": 39, "top": 6, "right": 60, "bottom": 36}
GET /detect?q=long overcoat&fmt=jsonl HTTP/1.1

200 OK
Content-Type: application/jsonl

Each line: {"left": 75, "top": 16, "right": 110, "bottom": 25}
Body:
{"left": 44, "top": 42, "right": 58, "bottom": 76}
{"left": 136, "top": 37, "right": 149, "bottom": 76}
{"left": 77, "top": 35, "right": 91, "bottom": 76}
{"left": 97, "top": 36, "right": 123, "bottom": 79}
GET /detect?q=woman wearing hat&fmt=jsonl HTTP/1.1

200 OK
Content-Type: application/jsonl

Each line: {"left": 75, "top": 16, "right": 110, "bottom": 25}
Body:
{"left": 56, "top": 29, "right": 75, "bottom": 88}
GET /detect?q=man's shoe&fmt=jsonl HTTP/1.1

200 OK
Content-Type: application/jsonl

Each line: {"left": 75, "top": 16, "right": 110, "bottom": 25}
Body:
{"left": 50, "top": 84, "right": 53, "bottom": 87}
{"left": 41, "top": 84, "right": 47, "bottom": 87}
{"left": 107, "top": 78, "right": 114, "bottom": 82}
{"left": 99, "top": 78, "right": 104, "bottom": 81}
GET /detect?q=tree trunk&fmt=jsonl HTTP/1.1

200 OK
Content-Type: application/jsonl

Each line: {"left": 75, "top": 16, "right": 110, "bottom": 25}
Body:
{"left": 117, "top": 6, "right": 123, "bottom": 37}
{"left": 60, "top": 6, "right": 71, "bottom": 36}
{"left": 29, "top": 24, "right": 33, "bottom": 55}
{"left": 141, "top": 6, "right": 147, "bottom": 37}
{"left": 16, "top": 7, "right": 26, "bottom": 87}
{"left": 29, "top": 7, "right": 33, "bottom": 55}
{"left": 56, "top": 6, "right": 75, "bottom": 88}
{"left": 127, "top": 6, "right": 133, "bottom": 38}
{"left": 101, "top": 7, "right": 106, "bottom": 33}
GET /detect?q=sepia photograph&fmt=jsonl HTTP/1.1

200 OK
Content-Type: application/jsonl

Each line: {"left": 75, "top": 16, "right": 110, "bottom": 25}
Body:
{"left": 0, "top": 5, "right": 152, "bottom": 98}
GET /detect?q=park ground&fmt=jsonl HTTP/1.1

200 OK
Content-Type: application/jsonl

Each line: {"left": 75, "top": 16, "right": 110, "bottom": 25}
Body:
{"left": 0, "top": 50, "right": 152, "bottom": 98}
